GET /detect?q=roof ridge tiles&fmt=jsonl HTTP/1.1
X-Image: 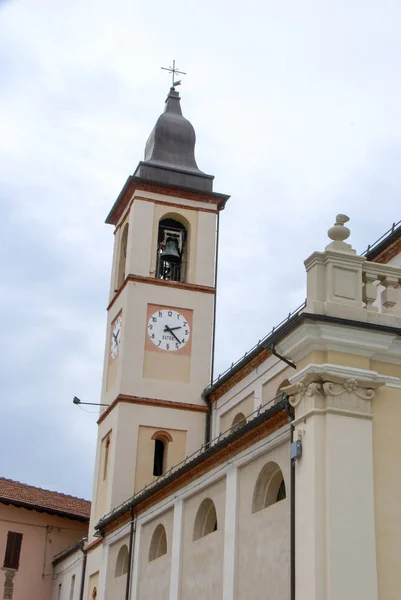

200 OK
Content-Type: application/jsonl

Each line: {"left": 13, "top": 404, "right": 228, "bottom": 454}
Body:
{"left": 0, "top": 476, "right": 91, "bottom": 520}
{"left": 0, "top": 476, "right": 89, "bottom": 503}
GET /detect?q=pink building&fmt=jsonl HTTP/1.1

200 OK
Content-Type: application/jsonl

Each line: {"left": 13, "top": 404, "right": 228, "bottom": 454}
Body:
{"left": 0, "top": 477, "right": 90, "bottom": 600}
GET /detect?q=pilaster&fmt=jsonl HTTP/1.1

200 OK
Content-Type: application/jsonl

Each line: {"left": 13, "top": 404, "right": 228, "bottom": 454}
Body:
{"left": 222, "top": 467, "right": 238, "bottom": 600}
{"left": 284, "top": 367, "right": 384, "bottom": 600}
{"left": 169, "top": 499, "right": 183, "bottom": 600}
{"left": 130, "top": 524, "right": 142, "bottom": 600}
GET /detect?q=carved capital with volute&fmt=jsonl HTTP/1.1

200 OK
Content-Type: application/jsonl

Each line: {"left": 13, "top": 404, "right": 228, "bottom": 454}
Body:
{"left": 283, "top": 367, "right": 385, "bottom": 422}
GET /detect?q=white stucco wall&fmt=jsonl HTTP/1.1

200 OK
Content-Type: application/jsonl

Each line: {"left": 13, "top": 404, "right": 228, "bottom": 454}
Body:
{"left": 237, "top": 440, "right": 290, "bottom": 600}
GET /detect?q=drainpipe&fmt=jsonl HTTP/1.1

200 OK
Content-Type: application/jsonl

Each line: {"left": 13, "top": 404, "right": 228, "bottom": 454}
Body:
{"left": 42, "top": 525, "right": 51, "bottom": 577}
{"left": 271, "top": 343, "right": 296, "bottom": 370}
{"left": 125, "top": 508, "right": 135, "bottom": 600}
{"left": 203, "top": 393, "right": 212, "bottom": 447}
{"left": 78, "top": 544, "right": 87, "bottom": 600}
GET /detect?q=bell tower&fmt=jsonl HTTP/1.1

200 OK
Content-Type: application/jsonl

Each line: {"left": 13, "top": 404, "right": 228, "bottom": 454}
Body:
{"left": 89, "top": 86, "right": 229, "bottom": 527}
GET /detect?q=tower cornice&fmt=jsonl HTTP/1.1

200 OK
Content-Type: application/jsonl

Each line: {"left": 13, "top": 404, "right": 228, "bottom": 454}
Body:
{"left": 97, "top": 393, "right": 208, "bottom": 426}
{"left": 107, "top": 274, "right": 215, "bottom": 312}
{"left": 106, "top": 175, "right": 230, "bottom": 226}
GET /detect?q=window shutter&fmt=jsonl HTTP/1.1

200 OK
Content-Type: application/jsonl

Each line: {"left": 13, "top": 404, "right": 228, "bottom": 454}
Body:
{"left": 3, "top": 531, "right": 23, "bottom": 569}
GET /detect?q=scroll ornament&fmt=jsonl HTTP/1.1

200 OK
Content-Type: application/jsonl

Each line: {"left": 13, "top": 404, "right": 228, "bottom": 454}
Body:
{"left": 323, "top": 378, "right": 376, "bottom": 401}
{"left": 289, "top": 377, "right": 376, "bottom": 407}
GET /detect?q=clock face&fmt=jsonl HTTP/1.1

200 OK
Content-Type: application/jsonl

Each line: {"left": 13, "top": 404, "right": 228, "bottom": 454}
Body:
{"left": 110, "top": 315, "right": 122, "bottom": 360}
{"left": 147, "top": 309, "right": 191, "bottom": 352}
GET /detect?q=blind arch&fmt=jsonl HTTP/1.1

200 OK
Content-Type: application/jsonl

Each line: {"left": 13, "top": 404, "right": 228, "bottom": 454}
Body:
{"left": 149, "top": 524, "right": 167, "bottom": 561}
{"left": 252, "top": 461, "right": 287, "bottom": 513}
{"left": 193, "top": 498, "right": 218, "bottom": 541}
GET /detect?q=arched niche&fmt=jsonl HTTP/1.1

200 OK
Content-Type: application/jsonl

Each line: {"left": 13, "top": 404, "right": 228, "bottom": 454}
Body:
{"left": 114, "top": 544, "right": 129, "bottom": 577}
{"left": 193, "top": 498, "right": 218, "bottom": 541}
{"left": 116, "top": 223, "right": 129, "bottom": 290}
{"left": 274, "top": 378, "right": 290, "bottom": 404}
{"left": 155, "top": 214, "right": 189, "bottom": 282}
{"left": 231, "top": 412, "right": 247, "bottom": 432}
{"left": 149, "top": 524, "right": 167, "bottom": 561}
{"left": 252, "top": 461, "right": 287, "bottom": 514}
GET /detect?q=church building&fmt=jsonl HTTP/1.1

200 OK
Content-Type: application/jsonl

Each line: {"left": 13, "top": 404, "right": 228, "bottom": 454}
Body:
{"left": 50, "top": 85, "right": 401, "bottom": 600}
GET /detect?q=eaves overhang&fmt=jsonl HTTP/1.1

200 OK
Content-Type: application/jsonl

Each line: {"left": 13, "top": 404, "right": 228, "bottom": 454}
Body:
{"left": 0, "top": 497, "right": 90, "bottom": 523}
{"left": 105, "top": 175, "right": 230, "bottom": 226}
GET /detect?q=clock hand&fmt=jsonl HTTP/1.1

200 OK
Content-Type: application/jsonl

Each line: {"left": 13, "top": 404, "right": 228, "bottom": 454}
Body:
{"left": 164, "top": 325, "right": 181, "bottom": 344}
{"left": 166, "top": 326, "right": 182, "bottom": 331}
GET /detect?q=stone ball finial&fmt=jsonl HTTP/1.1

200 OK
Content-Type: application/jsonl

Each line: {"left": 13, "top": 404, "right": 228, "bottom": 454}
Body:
{"left": 328, "top": 214, "right": 350, "bottom": 242}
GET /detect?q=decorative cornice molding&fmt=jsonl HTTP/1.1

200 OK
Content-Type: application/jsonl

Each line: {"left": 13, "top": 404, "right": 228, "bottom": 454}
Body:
{"left": 126, "top": 274, "right": 215, "bottom": 294}
{"left": 98, "top": 394, "right": 207, "bottom": 425}
{"left": 134, "top": 195, "right": 219, "bottom": 214}
{"left": 283, "top": 365, "right": 385, "bottom": 420}
{"left": 106, "top": 177, "right": 229, "bottom": 226}
{"left": 276, "top": 321, "right": 401, "bottom": 365}
{"left": 288, "top": 362, "right": 391, "bottom": 386}
{"left": 107, "top": 274, "right": 215, "bottom": 311}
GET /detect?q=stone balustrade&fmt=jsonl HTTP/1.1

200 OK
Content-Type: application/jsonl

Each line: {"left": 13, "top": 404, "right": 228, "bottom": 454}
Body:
{"left": 362, "top": 262, "right": 401, "bottom": 314}
{"left": 304, "top": 214, "right": 401, "bottom": 325}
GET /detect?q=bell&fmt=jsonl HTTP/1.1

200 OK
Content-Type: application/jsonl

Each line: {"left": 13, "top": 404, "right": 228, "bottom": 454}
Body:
{"left": 160, "top": 237, "right": 181, "bottom": 263}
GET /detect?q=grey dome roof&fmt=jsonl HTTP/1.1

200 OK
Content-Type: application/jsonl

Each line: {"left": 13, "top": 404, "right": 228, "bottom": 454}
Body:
{"left": 134, "top": 88, "right": 214, "bottom": 193}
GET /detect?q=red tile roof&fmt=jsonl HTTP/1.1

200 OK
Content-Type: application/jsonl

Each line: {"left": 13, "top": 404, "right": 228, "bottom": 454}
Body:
{"left": 0, "top": 477, "right": 91, "bottom": 521}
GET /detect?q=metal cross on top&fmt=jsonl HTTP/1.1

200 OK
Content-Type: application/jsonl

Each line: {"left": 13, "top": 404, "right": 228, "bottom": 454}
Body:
{"left": 161, "top": 60, "right": 186, "bottom": 88}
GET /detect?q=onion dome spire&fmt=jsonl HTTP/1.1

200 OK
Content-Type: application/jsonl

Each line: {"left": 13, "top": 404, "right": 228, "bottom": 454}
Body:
{"left": 134, "top": 87, "right": 214, "bottom": 192}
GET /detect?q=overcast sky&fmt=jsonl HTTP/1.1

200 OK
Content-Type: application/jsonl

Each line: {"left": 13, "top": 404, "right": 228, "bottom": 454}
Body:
{"left": 1, "top": 0, "right": 400, "bottom": 500}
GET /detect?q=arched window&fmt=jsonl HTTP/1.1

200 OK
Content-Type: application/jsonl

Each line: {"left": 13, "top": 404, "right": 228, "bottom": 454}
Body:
{"left": 148, "top": 524, "right": 167, "bottom": 561}
{"left": 193, "top": 498, "right": 218, "bottom": 541}
{"left": 151, "top": 431, "right": 172, "bottom": 477}
{"left": 231, "top": 412, "right": 246, "bottom": 432}
{"left": 153, "top": 439, "right": 165, "bottom": 477}
{"left": 115, "top": 544, "right": 129, "bottom": 577}
{"left": 103, "top": 435, "right": 111, "bottom": 481}
{"left": 156, "top": 217, "right": 187, "bottom": 282}
{"left": 116, "top": 223, "right": 129, "bottom": 290}
{"left": 252, "top": 461, "right": 287, "bottom": 514}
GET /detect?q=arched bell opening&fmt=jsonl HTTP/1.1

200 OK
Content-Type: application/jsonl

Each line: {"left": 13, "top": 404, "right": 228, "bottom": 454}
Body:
{"left": 156, "top": 217, "right": 187, "bottom": 282}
